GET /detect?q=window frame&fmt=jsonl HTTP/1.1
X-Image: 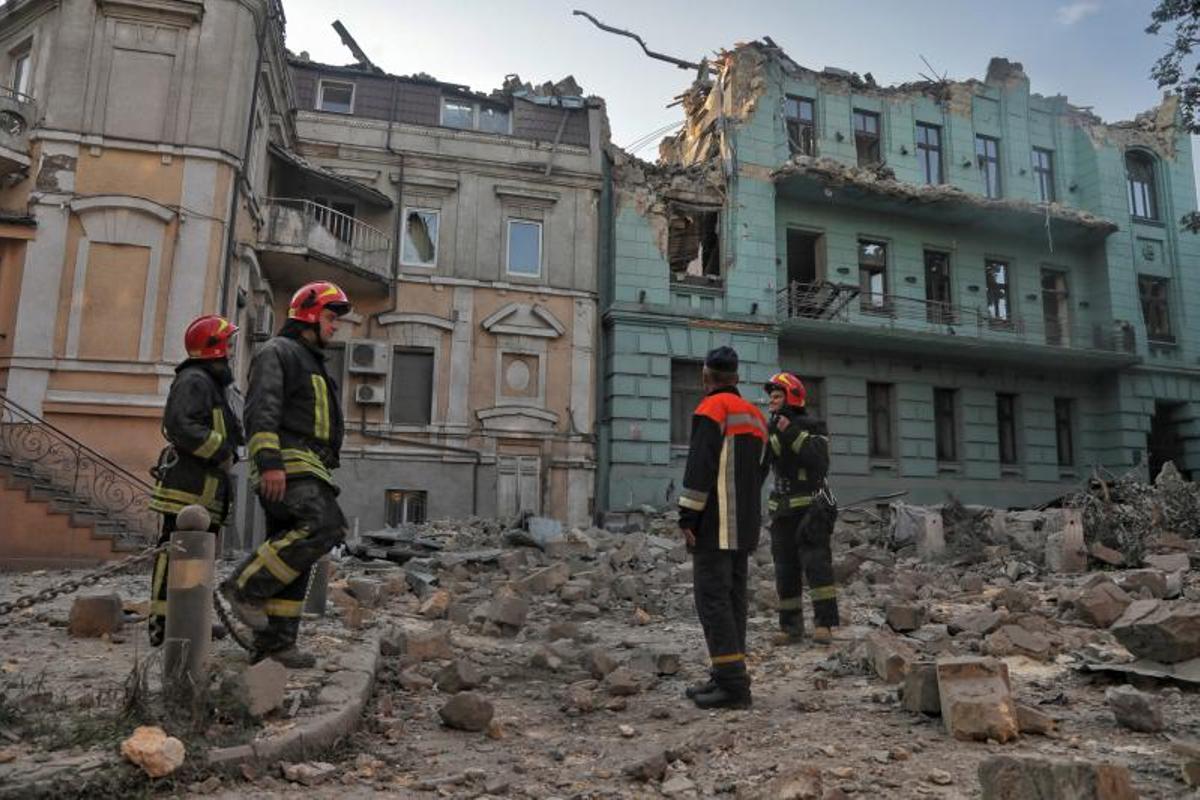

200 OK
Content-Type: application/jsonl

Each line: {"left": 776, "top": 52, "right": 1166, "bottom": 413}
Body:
{"left": 316, "top": 78, "right": 356, "bottom": 114}
{"left": 1138, "top": 274, "right": 1173, "bottom": 343}
{"left": 399, "top": 207, "right": 440, "bottom": 268}
{"left": 387, "top": 346, "right": 435, "bottom": 426}
{"left": 670, "top": 359, "right": 706, "bottom": 446}
{"left": 11, "top": 47, "right": 30, "bottom": 98}
{"left": 858, "top": 238, "right": 890, "bottom": 314}
{"left": 853, "top": 109, "right": 882, "bottom": 166}
{"left": 1126, "top": 150, "right": 1159, "bottom": 221}
{"left": 385, "top": 489, "right": 428, "bottom": 526}
{"left": 1032, "top": 147, "right": 1055, "bottom": 203}
{"left": 923, "top": 249, "right": 955, "bottom": 323}
{"left": 866, "top": 382, "right": 895, "bottom": 460}
{"left": 975, "top": 135, "right": 1001, "bottom": 198}
{"left": 1054, "top": 397, "right": 1075, "bottom": 468}
{"left": 785, "top": 95, "right": 816, "bottom": 156}
{"left": 916, "top": 122, "right": 942, "bottom": 185}
{"left": 505, "top": 218, "right": 543, "bottom": 278}
{"left": 440, "top": 96, "right": 512, "bottom": 134}
{"left": 984, "top": 258, "right": 1011, "bottom": 324}
{"left": 996, "top": 392, "right": 1018, "bottom": 465}
{"left": 934, "top": 387, "right": 959, "bottom": 464}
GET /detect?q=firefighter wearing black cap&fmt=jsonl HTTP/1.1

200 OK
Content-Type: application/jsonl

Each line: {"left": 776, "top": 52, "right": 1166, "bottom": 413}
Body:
{"left": 218, "top": 280, "right": 350, "bottom": 668}
{"left": 677, "top": 346, "right": 767, "bottom": 710}
{"left": 147, "top": 315, "right": 245, "bottom": 647}
{"left": 762, "top": 372, "right": 838, "bottom": 645}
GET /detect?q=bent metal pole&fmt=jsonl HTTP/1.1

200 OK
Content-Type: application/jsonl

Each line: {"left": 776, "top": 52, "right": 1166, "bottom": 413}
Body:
{"left": 163, "top": 504, "right": 215, "bottom": 711}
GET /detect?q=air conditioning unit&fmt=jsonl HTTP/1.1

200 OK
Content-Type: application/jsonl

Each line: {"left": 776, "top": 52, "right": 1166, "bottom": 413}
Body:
{"left": 347, "top": 340, "right": 389, "bottom": 374}
{"left": 252, "top": 306, "right": 275, "bottom": 340}
{"left": 355, "top": 384, "right": 385, "bottom": 405}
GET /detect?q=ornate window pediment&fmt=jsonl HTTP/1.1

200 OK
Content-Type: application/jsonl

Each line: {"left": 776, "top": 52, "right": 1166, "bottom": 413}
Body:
{"left": 479, "top": 302, "right": 564, "bottom": 339}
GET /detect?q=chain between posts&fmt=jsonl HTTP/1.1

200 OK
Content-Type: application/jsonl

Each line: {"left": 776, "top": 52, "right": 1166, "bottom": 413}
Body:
{"left": 0, "top": 542, "right": 171, "bottom": 617}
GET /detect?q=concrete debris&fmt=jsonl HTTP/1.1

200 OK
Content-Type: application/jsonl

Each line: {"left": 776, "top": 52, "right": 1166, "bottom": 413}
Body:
{"left": 1015, "top": 703, "right": 1058, "bottom": 736}
{"left": 1110, "top": 600, "right": 1200, "bottom": 663}
{"left": 885, "top": 602, "right": 926, "bottom": 633}
{"left": 936, "top": 657, "right": 1019, "bottom": 743}
{"left": 1105, "top": 685, "right": 1165, "bottom": 732}
{"left": 68, "top": 594, "right": 124, "bottom": 638}
{"left": 435, "top": 659, "right": 484, "bottom": 694}
{"left": 381, "top": 623, "right": 454, "bottom": 662}
{"left": 120, "top": 726, "right": 185, "bottom": 778}
{"left": 983, "top": 625, "right": 1053, "bottom": 661}
{"left": 977, "top": 755, "right": 1137, "bottom": 800}
{"left": 281, "top": 761, "right": 337, "bottom": 786}
{"left": 742, "top": 766, "right": 823, "bottom": 799}
{"left": 1076, "top": 581, "right": 1133, "bottom": 629}
{"left": 230, "top": 658, "right": 287, "bottom": 718}
{"left": 900, "top": 661, "right": 941, "bottom": 715}
{"left": 864, "top": 630, "right": 916, "bottom": 683}
{"left": 438, "top": 691, "right": 495, "bottom": 732}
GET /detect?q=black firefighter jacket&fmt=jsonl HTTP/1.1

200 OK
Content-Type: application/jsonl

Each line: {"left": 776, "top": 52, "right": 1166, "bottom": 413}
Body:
{"left": 762, "top": 406, "right": 831, "bottom": 519}
{"left": 150, "top": 360, "right": 245, "bottom": 525}
{"left": 245, "top": 332, "right": 344, "bottom": 487}
{"left": 677, "top": 386, "right": 768, "bottom": 551}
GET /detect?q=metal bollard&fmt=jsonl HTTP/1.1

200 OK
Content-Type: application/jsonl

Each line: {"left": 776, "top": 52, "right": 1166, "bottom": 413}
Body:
{"left": 303, "top": 554, "right": 331, "bottom": 617}
{"left": 163, "top": 504, "right": 215, "bottom": 710}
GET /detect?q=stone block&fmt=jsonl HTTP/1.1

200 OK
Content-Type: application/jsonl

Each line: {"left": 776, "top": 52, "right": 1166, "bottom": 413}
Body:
{"left": 865, "top": 631, "right": 916, "bottom": 684}
{"left": 1076, "top": 582, "right": 1132, "bottom": 629}
{"left": 436, "top": 659, "right": 484, "bottom": 694}
{"left": 936, "top": 657, "right": 1018, "bottom": 743}
{"left": 233, "top": 658, "right": 287, "bottom": 717}
{"left": 438, "top": 692, "right": 494, "bottom": 731}
{"left": 1089, "top": 543, "right": 1125, "bottom": 567}
{"left": 68, "top": 594, "right": 124, "bottom": 638}
{"left": 983, "top": 625, "right": 1053, "bottom": 661}
{"left": 949, "top": 609, "right": 1008, "bottom": 637}
{"left": 487, "top": 588, "right": 529, "bottom": 631}
{"left": 1111, "top": 601, "right": 1200, "bottom": 663}
{"left": 582, "top": 648, "right": 619, "bottom": 679}
{"left": 520, "top": 562, "right": 571, "bottom": 595}
{"left": 345, "top": 578, "right": 384, "bottom": 608}
{"left": 900, "top": 661, "right": 941, "bottom": 715}
{"left": 1144, "top": 553, "right": 1189, "bottom": 573}
{"left": 1105, "top": 685, "right": 1164, "bottom": 732}
{"left": 1117, "top": 570, "right": 1168, "bottom": 599}
{"left": 381, "top": 624, "right": 454, "bottom": 662}
{"left": 977, "top": 755, "right": 1137, "bottom": 800}
{"left": 1015, "top": 703, "right": 1057, "bottom": 736}
{"left": 886, "top": 603, "right": 926, "bottom": 633}
{"left": 419, "top": 589, "right": 451, "bottom": 619}
{"left": 281, "top": 762, "right": 337, "bottom": 786}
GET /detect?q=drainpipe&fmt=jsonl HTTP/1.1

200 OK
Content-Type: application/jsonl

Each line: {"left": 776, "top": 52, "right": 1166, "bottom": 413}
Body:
{"left": 219, "top": 2, "right": 274, "bottom": 317}
{"left": 387, "top": 75, "right": 404, "bottom": 288}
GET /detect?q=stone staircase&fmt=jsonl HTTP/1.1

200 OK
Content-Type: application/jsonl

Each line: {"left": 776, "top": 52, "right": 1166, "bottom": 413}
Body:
{"left": 0, "top": 393, "right": 156, "bottom": 570}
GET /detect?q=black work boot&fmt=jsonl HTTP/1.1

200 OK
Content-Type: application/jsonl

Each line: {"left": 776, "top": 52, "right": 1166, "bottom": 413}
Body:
{"left": 684, "top": 677, "right": 718, "bottom": 699}
{"left": 254, "top": 647, "right": 316, "bottom": 669}
{"left": 693, "top": 685, "right": 752, "bottom": 710}
{"left": 218, "top": 580, "right": 269, "bottom": 631}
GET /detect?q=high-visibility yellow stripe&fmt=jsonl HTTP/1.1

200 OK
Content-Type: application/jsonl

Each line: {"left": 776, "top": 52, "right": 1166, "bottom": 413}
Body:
{"left": 213, "top": 408, "right": 226, "bottom": 438}
{"left": 770, "top": 434, "right": 782, "bottom": 457}
{"left": 249, "top": 431, "right": 280, "bottom": 456}
{"left": 711, "top": 652, "right": 745, "bottom": 665}
{"left": 150, "top": 600, "right": 168, "bottom": 616}
{"left": 717, "top": 438, "right": 731, "bottom": 550}
{"left": 311, "top": 375, "right": 330, "bottom": 441}
{"left": 678, "top": 487, "right": 707, "bottom": 512}
{"left": 790, "top": 430, "right": 810, "bottom": 454}
{"left": 810, "top": 585, "right": 837, "bottom": 601}
{"left": 194, "top": 428, "right": 224, "bottom": 460}
{"left": 150, "top": 553, "right": 168, "bottom": 608}
{"left": 778, "top": 597, "right": 803, "bottom": 610}
{"left": 237, "top": 530, "right": 307, "bottom": 589}
{"left": 789, "top": 496, "right": 813, "bottom": 508}
{"left": 264, "top": 598, "right": 304, "bottom": 617}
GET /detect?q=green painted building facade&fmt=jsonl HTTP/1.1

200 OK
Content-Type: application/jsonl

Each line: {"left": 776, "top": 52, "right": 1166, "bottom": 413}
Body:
{"left": 597, "top": 46, "right": 1200, "bottom": 517}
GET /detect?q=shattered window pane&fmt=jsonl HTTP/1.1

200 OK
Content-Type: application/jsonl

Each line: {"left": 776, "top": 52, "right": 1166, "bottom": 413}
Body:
{"left": 853, "top": 109, "right": 881, "bottom": 166}
{"left": 1033, "top": 147, "right": 1055, "bottom": 202}
{"left": 858, "top": 239, "right": 888, "bottom": 313}
{"left": 1126, "top": 151, "right": 1158, "bottom": 220}
{"left": 985, "top": 259, "right": 1009, "bottom": 321}
{"left": 785, "top": 96, "right": 815, "bottom": 156}
{"left": 402, "top": 209, "right": 439, "bottom": 267}
{"left": 975, "top": 135, "right": 1001, "bottom": 198}
{"left": 478, "top": 106, "right": 510, "bottom": 134}
{"left": 507, "top": 220, "right": 542, "bottom": 276}
{"left": 318, "top": 81, "right": 354, "bottom": 114}
{"left": 996, "top": 393, "right": 1018, "bottom": 465}
{"left": 1139, "top": 275, "right": 1172, "bottom": 341}
{"left": 668, "top": 207, "right": 721, "bottom": 277}
{"left": 916, "top": 123, "right": 941, "bottom": 184}
{"left": 442, "top": 98, "right": 474, "bottom": 129}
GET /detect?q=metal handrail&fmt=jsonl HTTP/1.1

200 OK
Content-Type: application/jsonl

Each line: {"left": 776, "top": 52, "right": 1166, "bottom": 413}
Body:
{"left": 777, "top": 281, "right": 1136, "bottom": 354}
{"left": 264, "top": 197, "right": 391, "bottom": 253}
{"left": 0, "top": 84, "right": 35, "bottom": 106}
{"left": 0, "top": 391, "right": 156, "bottom": 539}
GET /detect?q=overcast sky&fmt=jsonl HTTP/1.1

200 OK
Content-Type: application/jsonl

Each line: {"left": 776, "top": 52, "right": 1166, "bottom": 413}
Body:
{"left": 280, "top": 0, "right": 1178, "bottom": 152}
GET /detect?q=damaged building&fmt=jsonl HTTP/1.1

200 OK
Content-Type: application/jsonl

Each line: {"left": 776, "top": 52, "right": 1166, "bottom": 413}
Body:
{"left": 598, "top": 44, "right": 1200, "bottom": 514}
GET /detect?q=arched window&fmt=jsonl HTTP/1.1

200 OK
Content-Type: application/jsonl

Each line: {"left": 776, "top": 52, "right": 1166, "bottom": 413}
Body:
{"left": 1126, "top": 151, "right": 1158, "bottom": 220}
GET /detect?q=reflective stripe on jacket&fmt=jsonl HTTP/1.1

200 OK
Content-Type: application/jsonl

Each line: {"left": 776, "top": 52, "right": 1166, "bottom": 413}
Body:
{"left": 761, "top": 406, "right": 830, "bottom": 519}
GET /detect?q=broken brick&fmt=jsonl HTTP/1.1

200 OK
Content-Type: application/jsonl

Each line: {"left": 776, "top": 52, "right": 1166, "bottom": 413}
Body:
{"left": 1105, "top": 685, "right": 1164, "bottom": 733}
{"left": 865, "top": 630, "right": 916, "bottom": 684}
{"left": 1076, "top": 581, "right": 1132, "bottom": 629}
{"left": 68, "top": 593, "right": 124, "bottom": 638}
{"left": 1110, "top": 600, "right": 1200, "bottom": 663}
{"left": 936, "top": 657, "right": 1018, "bottom": 743}
{"left": 977, "top": 755, "right": 1136, "bottom": 800}
{"left": 886, "top": 602, "right": 926, "bottom": 633}
{"left": 900, "top": 661, "right": 941, "bottom": 715}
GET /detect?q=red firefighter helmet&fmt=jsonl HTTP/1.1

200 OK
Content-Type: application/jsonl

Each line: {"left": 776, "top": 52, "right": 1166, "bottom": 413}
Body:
{"left": 184, "top": 315, "right": 238, "bottom": 360}
{"left": 288, "top": 281, "right": 351, "bottom": 324}
{"left": 764, "top": 372, "right": 806, "bottom": 408}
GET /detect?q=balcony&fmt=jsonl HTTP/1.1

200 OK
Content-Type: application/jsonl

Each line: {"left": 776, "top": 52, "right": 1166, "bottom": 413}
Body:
{"left": 259, "top": 198, "right": 392, "bottom": 295}
{"left": 0, "top": 86, "right": 35, "bottom": 177}
{"left": 777, "top": 281, "right": 1140, "bottom": 371}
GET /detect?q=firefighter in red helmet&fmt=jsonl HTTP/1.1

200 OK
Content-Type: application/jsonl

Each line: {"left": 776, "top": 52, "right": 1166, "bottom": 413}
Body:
{"left": 761, "top": 371, "right": 839, "bottom": 645}
{"left": 147, "top": 314, "right": 245, "bottom": 646}
{"left": 218, "top": 281, "right": 350, "bottom": 668}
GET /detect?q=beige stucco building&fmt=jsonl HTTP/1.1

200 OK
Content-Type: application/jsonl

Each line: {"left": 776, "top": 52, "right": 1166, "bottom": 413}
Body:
{"left": 0, "top": 0, "right": 604, "bottom": 564}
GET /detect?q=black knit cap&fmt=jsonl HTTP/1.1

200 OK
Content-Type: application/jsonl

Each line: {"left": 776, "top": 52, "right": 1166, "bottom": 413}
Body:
{"left": 704, "top": 346, "right": 739, "bottom": 373}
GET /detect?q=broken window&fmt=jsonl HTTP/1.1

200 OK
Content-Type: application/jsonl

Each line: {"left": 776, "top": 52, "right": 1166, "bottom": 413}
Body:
{"left": 867, "top": 382, "right": 894, "bottom": 459}
{"left": 390, "top": 348, "right": 434, "bottom": 425}
{"left": 506, "top": 219, "right": 542, "bottom": 277}
{"left": 985, "top": 259, "right": 1010, "bottom": 323}
{"left": 401, "top": 208, "right": 439, "bottom": 267}
{"left": 858, "top": 239, "right": 888, "bottom": 313}
{"left": 924, "top": 250, "right": 953, "bottom": 323}
{"left": 441, "top": 97, "right": 510, "bottom": 133}
{"left": 1139, "top": 275, "right": 1172, "bottom": 342}
{"left": 668, "top": 206, "right": 720, "bottom": 278}
{"left": 671, "top": 360, "right": 705, "bottom": 445}
{"left": 785, "top": 95, "right": 815, "bottom": 156}
{"left": 385, "top": 490, "right": 427, "bottom": 526}
{"left": 317, "top": 80, "right": 354, "bottom": 114}
{"left": 916, "top": 123, "right": 942, "bottom": 184}
{"left": 478, "top": 105, "right": 511, "bottom": 134}
{"left": 996, "top": 393, "right": 1018, "bottom": 465}
{"left": 1054, "top": 398, "right": 1074, "bottom": 467}
{"left": 1126, "top": 151, "right": 1158, "bottom": 220}
{"left": 1041, "top": 269, "right": 1069, "bottom": 346}
{"left": 441, "top": 98, "right": 474, "bottom": 129}
{"left": 11, "top": 48, "right": 30, "bottom": 98}
{"left": 976, "top": 135, "right": 1001, "bottom": 198}
{"left": 934, "top": 388, "right": 958, "bottom": 463}
{"left": 1032, "top": 147, "right": 1055, "bottom": 202}
{"left": 853, "top": 109, "right": 881, "bottom": 166}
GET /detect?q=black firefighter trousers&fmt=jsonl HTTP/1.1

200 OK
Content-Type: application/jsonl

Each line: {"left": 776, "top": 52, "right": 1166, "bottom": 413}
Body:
{"left": 692, "top": 548, "right": 751, "bottom": 695}
{"left": 229, "top": 478, "right": 346, "bottom": 655}
{"left": 770, "top": 511, "right": 839, "bottom": 634}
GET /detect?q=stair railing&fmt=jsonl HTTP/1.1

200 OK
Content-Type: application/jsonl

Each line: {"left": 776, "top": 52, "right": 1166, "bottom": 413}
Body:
{"left": 0, "top": 390, "right": 157, "bottom": 540}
